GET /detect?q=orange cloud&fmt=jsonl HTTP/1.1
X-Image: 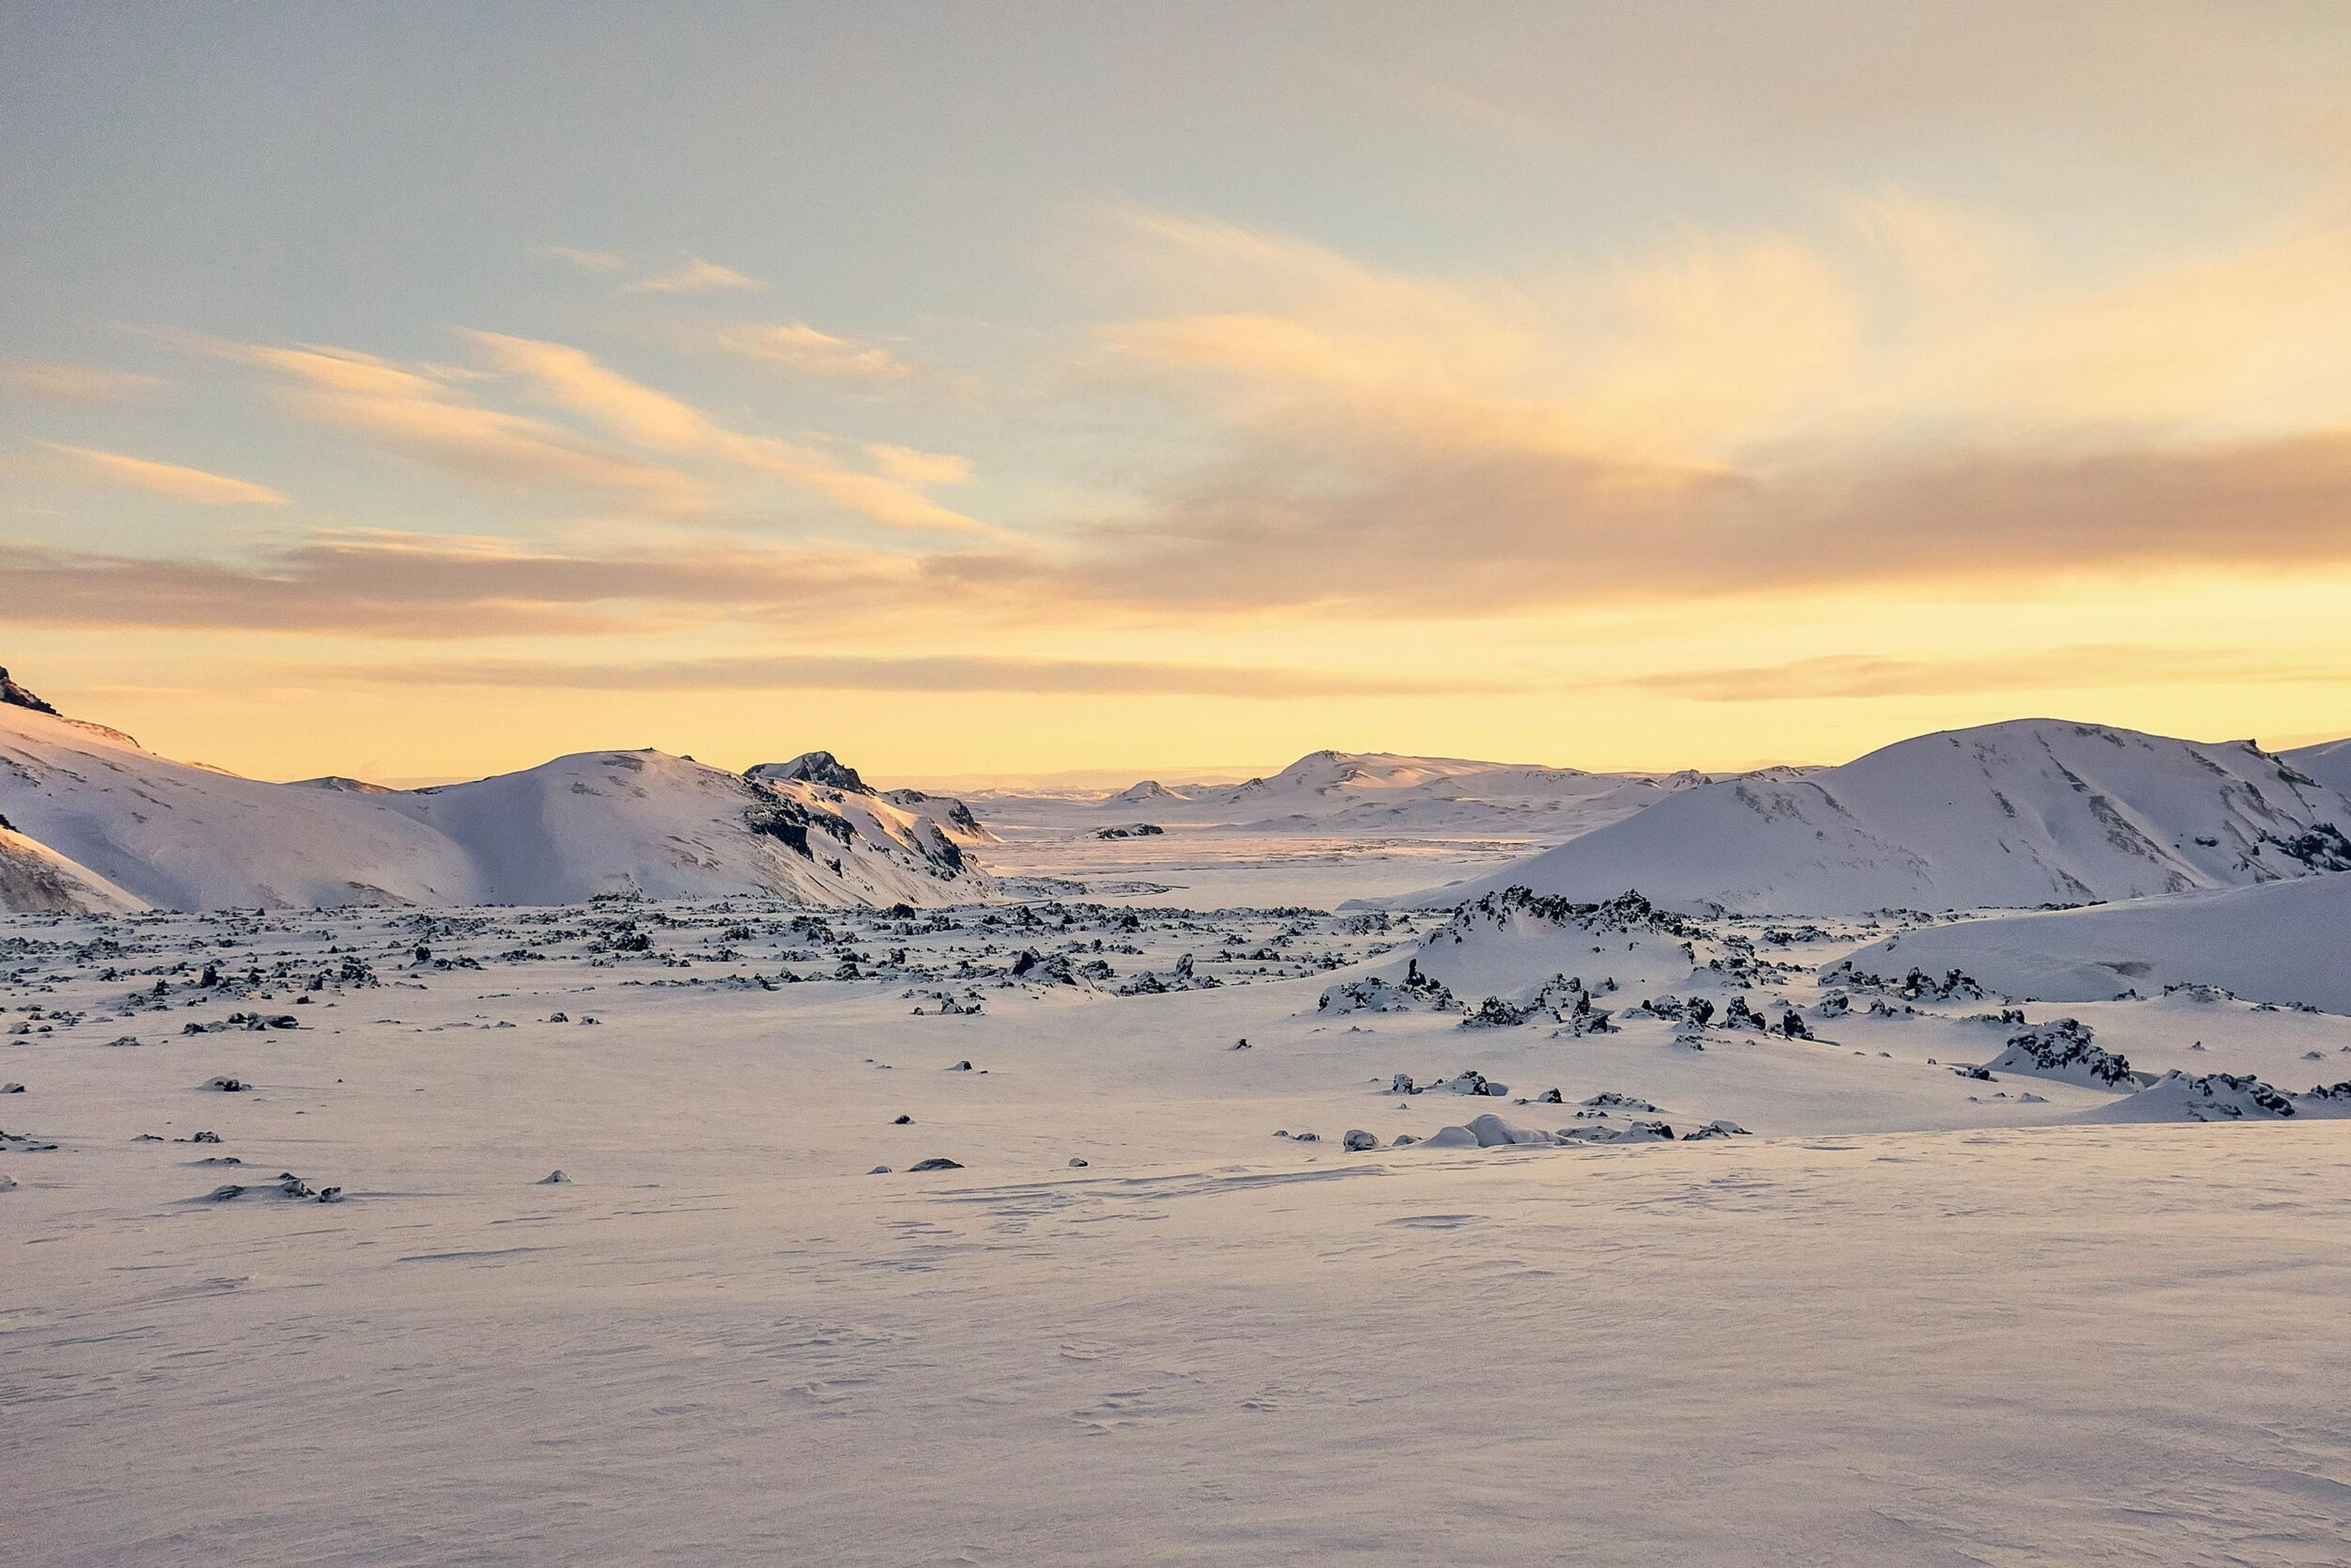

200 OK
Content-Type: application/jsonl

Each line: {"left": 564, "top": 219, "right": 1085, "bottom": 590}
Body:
{"left": 462, "top": 331, "right": 998, "bottom": 536}
{"left": 1, "top": 358, "right": 162, "bottom": 405}
{"left": 40, "top": 443, "right": 287, "bottom": 506}
{"left": 709, "top": 322, "right": 911, "bottom": 383}
{"left": 867, "top": 445, "right": 972, "bottom": 486}
{"left": 218, "top": 340, "right": 703, "bottom": 513}
{"left": 624, "top": 257, "right": 764, "bottom": 293}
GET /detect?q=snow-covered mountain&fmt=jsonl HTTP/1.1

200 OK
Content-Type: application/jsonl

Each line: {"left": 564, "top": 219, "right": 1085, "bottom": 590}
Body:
{"left": 1834, "top": 874, "right": 2351, "bottom": 1014}
{"left": 0, "top": 683, "right": 984, "bottom": 912}
{"left": 1417, "top": 719, "right": 2351, "bottom": 915}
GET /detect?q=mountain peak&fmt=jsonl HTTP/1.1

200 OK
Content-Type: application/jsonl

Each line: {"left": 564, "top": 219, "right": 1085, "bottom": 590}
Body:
{"left": 0, "top": 667, "right": 60, "bottom": 717}
{"left": 751, "top": 751, "right": 871, "bottom": 793}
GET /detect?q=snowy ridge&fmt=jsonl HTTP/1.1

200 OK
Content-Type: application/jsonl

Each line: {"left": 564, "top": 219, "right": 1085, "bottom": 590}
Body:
{"left": 1419, "top": 719, "right": 2351, "bottom": 915}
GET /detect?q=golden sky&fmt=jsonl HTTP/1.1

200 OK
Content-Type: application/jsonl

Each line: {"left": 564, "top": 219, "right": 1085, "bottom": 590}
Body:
{"left": 5, "top": 4, "right": 2349, "bottom": 783}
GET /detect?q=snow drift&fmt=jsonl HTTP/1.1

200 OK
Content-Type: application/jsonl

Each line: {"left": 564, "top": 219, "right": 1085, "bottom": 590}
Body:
{"left": 1837, "top": 874, "right": 2351, "bottom": 1014}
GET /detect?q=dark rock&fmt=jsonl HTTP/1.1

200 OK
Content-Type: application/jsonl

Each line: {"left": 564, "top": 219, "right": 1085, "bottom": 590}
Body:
{"left": 0, "top": 667, "right": 59, "bottom": 716}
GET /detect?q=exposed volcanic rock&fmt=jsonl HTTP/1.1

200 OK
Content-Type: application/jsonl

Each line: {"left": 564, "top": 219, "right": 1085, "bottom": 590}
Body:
{"left": 1, "top": 667, "right": 60, "bottom": 716}
{"left": 754, "top": 751, "right": 871, "bottom": 793}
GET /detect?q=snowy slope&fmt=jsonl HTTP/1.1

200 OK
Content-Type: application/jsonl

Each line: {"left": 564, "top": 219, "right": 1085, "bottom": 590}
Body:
{"left": 0, "top": 699, "right": 983, "bottom": 912}
{"left": 1837, "top": 875, "right": 2351, "bottom": 1013}
{"left": 0, "top": 821, "right": 148, "bottom": 914}
{"left": 0, "top": 700, "right": 487, "bottom": 910}
{"left": 1420, "top": 720, "right": 2351, "bottom": 915}
{"left": 2282, "top": 735, "right": 2351, "bottom": 797}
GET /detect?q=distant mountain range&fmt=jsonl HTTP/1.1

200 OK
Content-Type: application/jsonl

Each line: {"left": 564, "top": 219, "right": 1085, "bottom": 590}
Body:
{"left": 4, "top": 666, "right": 2344, "bottom": 920}
{"left": 971, "top": 748, "right": 1813, "bottom": 841}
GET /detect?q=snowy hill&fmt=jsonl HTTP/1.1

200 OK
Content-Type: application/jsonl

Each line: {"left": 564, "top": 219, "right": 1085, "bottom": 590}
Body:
{"left": 1324, "top": 888, "right": 1707, "bottom": 1017}
{"left": 0, "top": 699, "right": 487, "bottom": 910}
{"left": 380, "top": 750, "right": 980, "bottom": 906}
{"left": 0, "top": 694, "right": 984, "bottom": 912}
{"left": 1417, "top": 720, "right": 2351, "bottom": 915}
{"left": 1837, "top": 874, "right": 2351, "bottom": 1013}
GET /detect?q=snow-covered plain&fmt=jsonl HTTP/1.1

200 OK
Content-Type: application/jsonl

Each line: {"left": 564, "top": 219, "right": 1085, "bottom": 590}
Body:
{"left": 9, "top": 877, "right": 2351, "bottom": 1566}
{"left": 8, "top": 686, "right": 2351, "bottom": 1564}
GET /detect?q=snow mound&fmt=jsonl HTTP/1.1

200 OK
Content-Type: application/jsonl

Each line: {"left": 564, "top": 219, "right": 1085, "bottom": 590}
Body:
{"left": 2083, "top": 1071, "right": 2297, "bottom": 1123}
{"left": 1981, "top": 1019, "right": 2137, "bottom": 1089}
{"left": 1387, "top": 887, "right": 1703, "bottom": 1007}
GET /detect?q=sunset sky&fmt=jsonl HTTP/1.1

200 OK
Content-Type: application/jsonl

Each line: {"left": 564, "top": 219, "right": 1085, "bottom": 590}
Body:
{"left": 6, "top": 2, "right": 2350, "bottom": 784}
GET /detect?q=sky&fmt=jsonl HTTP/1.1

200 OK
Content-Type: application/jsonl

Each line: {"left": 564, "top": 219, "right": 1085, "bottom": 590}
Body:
{"left": 6, "top": 1, "right": 2350, "bottom": 786}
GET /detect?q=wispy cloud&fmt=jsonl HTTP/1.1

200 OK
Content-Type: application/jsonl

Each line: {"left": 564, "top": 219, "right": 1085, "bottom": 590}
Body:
{"left": 210, "top": 339, "right": 703, "bottom": 514}
{"left": 867, "top": 444, "right": 971, "bottom": 486}
{"left": 0, "top": 533, "right": 923, "bottom": 637}
{"left": 39, "top": 442, "right": 287, "bottom": 505}
{"left": 625, "top": 257, "right": 765, "bottom": 294}
{"left": 706, "top": 321, "right": 911, "bottom": 383}
{"left": 460, "top": 330, "right": 997, "bottom": 535}
{"left": 538, "top": 245, "right": 629, "bottom": 273}
{"left": 1, "top": 358, "right": 163, "bottom": 405}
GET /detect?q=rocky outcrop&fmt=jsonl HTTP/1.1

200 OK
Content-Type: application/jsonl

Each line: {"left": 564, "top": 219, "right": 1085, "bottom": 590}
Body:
{"left": 0, "top": 667, "right": 60, "bottom": 716}
{"left": 752, "top": 751, "right": 871, "bottom": 793}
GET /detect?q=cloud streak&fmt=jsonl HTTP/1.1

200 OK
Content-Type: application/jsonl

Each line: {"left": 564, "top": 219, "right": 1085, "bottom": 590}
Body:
{"left": 2, "top": 358, "right": 163, "bottom": 405}
{"left": 707, "top": 322, "right": 912, "bottom": 383}
{"left": 0, "top": 534, "right": 920, "bottom": 637}
{"left": 211, "top": 339, "right": 704, "bottom": 513}
{"left": 461, "top": 330, "right": 997, "bottom": 535}
{"left": 1627, "top": 645, "right": 2349, "bottom": 702}
{"left": 39, "top": 443, "right": 287, "bottom": 506}
{"left": 332, "top": 653, "right": 1510, "bottom": 699}
{"left": 625, "top": 257, "right": 765, "bottom": 294}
